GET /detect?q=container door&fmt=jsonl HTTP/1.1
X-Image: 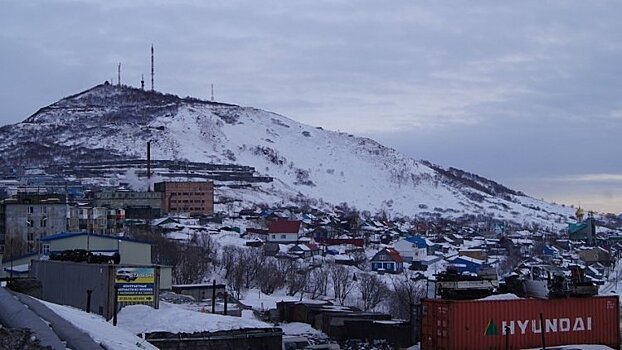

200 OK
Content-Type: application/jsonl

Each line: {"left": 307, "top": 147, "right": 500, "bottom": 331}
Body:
{"left": 422, "top": 301, "right": 450, "bottom": 350}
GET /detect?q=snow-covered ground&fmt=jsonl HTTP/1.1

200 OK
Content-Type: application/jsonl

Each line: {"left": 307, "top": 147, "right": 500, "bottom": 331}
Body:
{"left": 41, "top": 300, "right": 158, "bottom": 350}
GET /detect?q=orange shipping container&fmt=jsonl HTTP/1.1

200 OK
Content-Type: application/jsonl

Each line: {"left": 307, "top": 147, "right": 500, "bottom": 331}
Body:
{"left": 422, "top": 296, "right": 619, "bottom": 350}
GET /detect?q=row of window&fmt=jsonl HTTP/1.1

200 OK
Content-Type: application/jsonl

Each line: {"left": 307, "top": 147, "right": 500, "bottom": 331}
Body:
{"left": 26, "top": 217, "right": 47, "bottom": 228}
{"left": 170, "top": 199, "right": 206, "bottom": 203}
{"left": 169, "top": 207, "right": 207, "bottom": 212}
{"left": 170, "top": 192, "right": 209, "bottom": 196}
{"left": 27, "top": 206, "right": 47, "bottom": 214}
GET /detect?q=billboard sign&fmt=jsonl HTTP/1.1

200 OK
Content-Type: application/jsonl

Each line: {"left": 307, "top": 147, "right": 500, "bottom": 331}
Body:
{"left": 115, "top": 267, "right": 155, "bottom": 302}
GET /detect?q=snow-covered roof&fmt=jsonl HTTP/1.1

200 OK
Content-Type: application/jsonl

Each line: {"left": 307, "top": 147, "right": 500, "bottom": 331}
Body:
{"left": 41, "top": 300, "right": 158, "bottom": 350}
{"left": 118, "top": 302, "right": 272, "bottom": 334}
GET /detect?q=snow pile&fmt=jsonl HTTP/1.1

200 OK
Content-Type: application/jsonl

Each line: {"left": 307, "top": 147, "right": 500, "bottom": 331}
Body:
{"left": 279, "top": 322, "right": 328, "bottom": 340}
{"left": 41, "top": 300, "right": 158, "bottom": 350}
{"left": 479, "top": 293, "right": 521, "bottom": 301}
{"left": 117, "top": 302, "right": 272, "bottom": 334}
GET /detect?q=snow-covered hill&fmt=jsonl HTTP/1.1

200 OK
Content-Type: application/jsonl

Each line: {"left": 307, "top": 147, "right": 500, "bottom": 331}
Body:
{"left": 0, "top": 83, "right": 574, "bottom": 227}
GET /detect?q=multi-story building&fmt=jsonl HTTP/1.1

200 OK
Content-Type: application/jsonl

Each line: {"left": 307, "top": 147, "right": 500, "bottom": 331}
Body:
{"left": 154, "top": 181, "right": 214, "bottom": 216}
{"left": 67, "top": 206, "right": 125, "bottom": 235}
{"left": 1, "top": 193, "right": 69, "bottom": 253}
{"left": 94, "top": 190, "right": 162, "bottom": 219}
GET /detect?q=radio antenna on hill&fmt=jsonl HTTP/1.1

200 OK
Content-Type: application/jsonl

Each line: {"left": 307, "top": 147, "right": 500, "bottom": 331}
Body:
{"left": 211, "top": 84, "right": 214, "bottom": 101}
{"left": 141, "top": 74, "right": 145, "bottom": 90}
{"left": 117, "top": 63, "right": 121, "bottom": 86}
{"left": 151, "top": 44, "right": 155, "bottom": 91}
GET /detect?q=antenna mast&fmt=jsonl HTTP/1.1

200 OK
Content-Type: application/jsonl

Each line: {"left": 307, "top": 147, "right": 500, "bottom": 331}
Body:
{"left": 117, "top": 63, "right": 121, "bottom": 86}
{"left": 211, "top": 84, "right": 214, "bottom": 101}
{"left": 141, "top": 74, "right": 145, "bottom": 90}
{"left": 151, "top": 44, "right": 154, "bottom": 91}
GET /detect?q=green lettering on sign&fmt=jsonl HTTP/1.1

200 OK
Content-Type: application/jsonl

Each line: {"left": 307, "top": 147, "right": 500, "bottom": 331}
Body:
{"left": 485, "top": 319, "right": 498, "bottom": 336}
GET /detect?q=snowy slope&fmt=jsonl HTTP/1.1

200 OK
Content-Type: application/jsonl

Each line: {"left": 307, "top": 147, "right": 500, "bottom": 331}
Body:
{"left": 0, "top": 84, "right": 574, "bottom": 227}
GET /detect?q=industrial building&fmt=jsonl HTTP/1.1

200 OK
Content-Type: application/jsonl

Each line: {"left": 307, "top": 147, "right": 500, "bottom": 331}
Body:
{"left": 94, "top": 190, "right": 162, "bottom": 220}
{"left": 154, "top": 181, "right": 214, "bottom": 216}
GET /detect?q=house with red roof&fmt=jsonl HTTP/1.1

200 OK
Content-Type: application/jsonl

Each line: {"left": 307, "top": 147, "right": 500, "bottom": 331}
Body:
{"left": 267, "top": 220, "right": 303, "bottom": 243}
{"left": 370, "top": 247, "right": 404, "bottom": 273}
{"left": 288, "top": 243, "right": 321, "bottom": 259}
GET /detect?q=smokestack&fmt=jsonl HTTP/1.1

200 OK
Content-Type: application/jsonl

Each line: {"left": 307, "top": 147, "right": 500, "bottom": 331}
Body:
{"left": 147, "top": 141, "right": 151, "bottom": 178}
{"left": 147, "top": 141, "right": 151, "bottom": 191}
{"left": 151, "top": 44, "right": 154, "bottom": 91}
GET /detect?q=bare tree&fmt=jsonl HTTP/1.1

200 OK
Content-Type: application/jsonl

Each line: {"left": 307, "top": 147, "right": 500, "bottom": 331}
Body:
{"left": 129, "top": 228, "right": 214, "bottom": 284}
{"left": 358, "top": 272, "right": 389, "bottom": 311}
{"left": 257, "top": 256, "right": 286, "bottom": 294}
{"left": 331, "top": 263, "right": 355, "bottom": 305}
{"left": 388, "top": 271, "right": 426, "bottom": 320}
{"left": 306, "top": 264, "right": 330, "bottom": 299}
{"left": 173, "top": 234, "right": 215, "bottom": 284}
{"left": 285, "top": 260, "right": 307, "bottom": 297}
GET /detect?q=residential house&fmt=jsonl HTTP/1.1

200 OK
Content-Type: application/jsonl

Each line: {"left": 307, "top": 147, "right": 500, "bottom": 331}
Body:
{"left": 288, "top": 243, "right": 321, "bottom": 259}
{"left": 447, "top": 255, "right": 484, "bottom": 275}
{"left": 459, "top": 249, "right": 487, "bottom": 262}
{"left": 578, "top": 246, "right": 615, "bottom": 267}
{"left": 370, "top": 248, "right": 404, "bottom": 273}
{"left": 542, "top": 245, "right": 561, "bottom": 259}
{"left": 267, "top": 220, "right": 302, "bottom": 243}
{"left": 393, "top": 235, "right": 429, "bottom": 262}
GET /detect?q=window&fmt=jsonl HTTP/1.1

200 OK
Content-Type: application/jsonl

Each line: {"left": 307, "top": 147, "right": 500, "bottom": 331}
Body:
{"left": 40, "top": 216, "right": 47, "bottom": 227}
{"left": 26, "top": 219, "right": 34, "bottom": 227}
{"left": 28, "top": 231, "right": 34, "bottom": 241}
{"left": 40, "top": 206, "right": 47, "bottom": 214}
{"left": 272, "top": 234, "right": 276, "bottom": 239}
{"left": 42, "top": 244, "right": 50, "bottom": 255}
{"left": 281, "top": 234, "right": 286, "bottom": 239}
{"left": 27, "top": 206, "right": 34, "bottom": 214}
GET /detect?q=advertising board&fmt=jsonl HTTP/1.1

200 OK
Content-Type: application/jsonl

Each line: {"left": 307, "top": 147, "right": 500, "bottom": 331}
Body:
{"left": 115, "top": 267, "right": 155, "bottom": 302}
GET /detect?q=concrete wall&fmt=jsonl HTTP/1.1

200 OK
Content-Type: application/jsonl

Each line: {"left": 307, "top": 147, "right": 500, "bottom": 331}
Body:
{"left": 4, "top": 203, "right": 67, "bottom": 245}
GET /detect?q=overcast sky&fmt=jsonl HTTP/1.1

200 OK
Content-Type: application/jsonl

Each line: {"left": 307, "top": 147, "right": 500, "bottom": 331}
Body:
{"left": 1, "top": 1, "right": 621, "bottom": 213}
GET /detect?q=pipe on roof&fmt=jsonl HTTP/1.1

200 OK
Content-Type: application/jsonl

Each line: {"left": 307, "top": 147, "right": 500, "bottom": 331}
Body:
{"left": 11, "top": 290, "right": 104, "bottom": 350}
{"left": 0, "top": 287, "right": 65, "bottom": 350}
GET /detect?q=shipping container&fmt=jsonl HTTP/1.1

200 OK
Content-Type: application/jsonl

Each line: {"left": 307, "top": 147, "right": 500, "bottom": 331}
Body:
{"left": 421, "top": 296, "right": 619, "bottom": 350}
